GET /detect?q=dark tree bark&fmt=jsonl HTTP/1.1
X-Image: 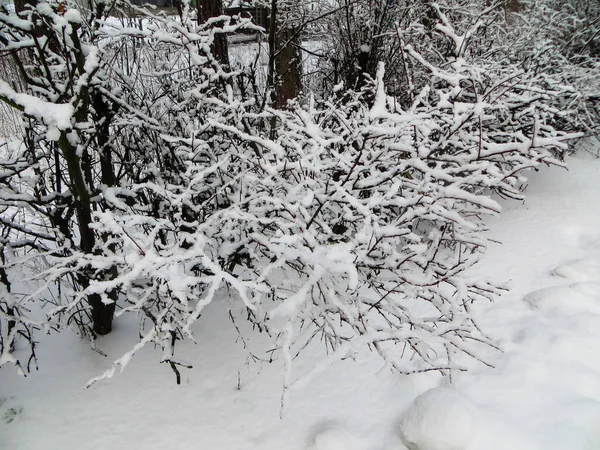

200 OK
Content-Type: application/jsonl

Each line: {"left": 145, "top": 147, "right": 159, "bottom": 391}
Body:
{"left": 198, "top": 0, "right": 230, "bottom": 67}
{"left": 0, "top": 251, "right": 15, "bottom": 351}
{"left": 58, "top": 133, "right": 116, "bottom": 336}
{"left": 266, "top": 0, "right": 302, "bottom": 109}
{"left": 504, "top": 0, "right": 523, "bottom": 25}
{"left": 13, "top": 0, "right": 31, "bottom": 13}
{"left": 274, "top": 25, "right": 302, "bottom": 108}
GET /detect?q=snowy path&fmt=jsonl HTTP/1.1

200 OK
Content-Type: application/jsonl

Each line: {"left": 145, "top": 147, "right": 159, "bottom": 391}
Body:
{"left": 2, "top": 155, "right": 600, "bottom": 450}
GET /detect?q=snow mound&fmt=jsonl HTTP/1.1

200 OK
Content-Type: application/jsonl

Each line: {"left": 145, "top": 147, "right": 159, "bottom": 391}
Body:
{"left": 399, "top": 387, "right": 477, "bottom": 450}
{"left": 553, "top": 258, "right": 600, "bottom": 281}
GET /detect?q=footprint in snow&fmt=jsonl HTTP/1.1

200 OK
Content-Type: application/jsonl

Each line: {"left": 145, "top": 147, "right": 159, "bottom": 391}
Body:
{"left": 553, "top": 258, "right": 600, "bottom": 282}
{"left": 306, "top": 426, "right": 377, "bottom": 450}
{"left": 523, "top": 283, "right": 600, "bottom": 314}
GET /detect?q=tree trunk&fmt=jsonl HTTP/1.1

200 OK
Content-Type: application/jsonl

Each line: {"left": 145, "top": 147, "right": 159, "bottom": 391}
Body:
{"left": 13, "top": 0, "right": 31, "bottom": 13}
{"left": 59, "top": 133, "right": 116, "bottom": 336}
{"left": 93, "top": 93, "right": 119, "bottom": 336}
{"left": 274, "top": 24, "right": 302, "bottom": 108}
{"left": 89, "top": 294, "right": 117, "bottom": 335}
{"left": 0, "top": 251, "right": 15, "bottom": 352}
{"left": 266, "top": 0, "right": 302, "bottom": 109}
{"left": 198, "top": 0, "right": 230, "bottom": 67}
{"left": 504, "top": 0, "right": 523, "bottom": 25}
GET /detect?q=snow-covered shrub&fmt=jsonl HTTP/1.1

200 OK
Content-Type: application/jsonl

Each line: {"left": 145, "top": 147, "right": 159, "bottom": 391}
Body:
{"left": 511, "top": 0, "right": 600, "bottom": 136}
{"left": 427, "top": 0, "right": 600, "bottom": 137}
{"left": 84, "top": 52, "right": 575, "bottom": 387}
{"left": 320, "top": 0, "right": 600, "bottom": 138}
{"left": 0, "top": 0, "right": 584, "bottom": 385}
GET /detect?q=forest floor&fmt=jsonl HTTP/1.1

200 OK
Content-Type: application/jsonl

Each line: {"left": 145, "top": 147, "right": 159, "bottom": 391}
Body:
{"left": 2, "top": 150, "right": 600, "bottom": 450}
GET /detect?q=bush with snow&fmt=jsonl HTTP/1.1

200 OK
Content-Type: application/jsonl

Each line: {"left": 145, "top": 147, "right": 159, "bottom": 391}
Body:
{"left": 0, "top": 0, "right": 590, "bottom": 386}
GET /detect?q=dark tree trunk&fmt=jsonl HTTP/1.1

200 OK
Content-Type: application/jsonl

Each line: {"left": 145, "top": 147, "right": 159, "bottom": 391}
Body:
{"left": 266, "top": 0, "right": 302, "bottom": 109}
{"left": 0, "top": 252, "right": 15, "bottom": 351}
{"left": 93, "top": 93, "right": 120, "bottom": 335}
{"left": 355, "top": 45, "right": 372, "bottom": 91}
{"left": 89, "top": 294, "right": 117, "bottom": 335}
{"left": 59, "top": 130, "right": 116, "bottom": 336}
{"left": 199, "top": 0, "right": 230, "bottom": 67}
{"left": 9, "top": 0, "right": 118, "bottom": 337}
{"left": 274, "top": 25, "right": 302, "bottom": 108}
{"left": 13, "top": 0, "right": 31, "bottom": 13}
{"left": 504, "top": 0, "right": 523, "bottom": 25}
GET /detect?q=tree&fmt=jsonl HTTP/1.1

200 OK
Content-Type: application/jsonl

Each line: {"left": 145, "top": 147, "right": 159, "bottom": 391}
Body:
{"left": 0, "top": 0, "right": 121, "bottom": 335}
{"left": 263, "top": 0, "right": 303, "bottom": 110}
{"left": 198, "top": 0, "right": 230, "bottom": 66}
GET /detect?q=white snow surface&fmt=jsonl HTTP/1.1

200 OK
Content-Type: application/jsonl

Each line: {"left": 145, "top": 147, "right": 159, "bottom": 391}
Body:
{"left": 3, "top": 153, "right": 600, "bottom": 449}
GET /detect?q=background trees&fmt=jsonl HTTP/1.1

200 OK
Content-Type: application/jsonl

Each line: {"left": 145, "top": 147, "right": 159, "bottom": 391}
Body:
{"left": 0, "top": 0, "right": 596, "bottom": 383}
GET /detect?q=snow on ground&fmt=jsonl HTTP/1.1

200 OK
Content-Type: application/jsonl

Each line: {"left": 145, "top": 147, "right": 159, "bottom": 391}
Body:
{"left": 2, "top": 152, "right": 600, "bottom": 450}
{"left": 400, "top": 153, "right": 600, "bottom": 450}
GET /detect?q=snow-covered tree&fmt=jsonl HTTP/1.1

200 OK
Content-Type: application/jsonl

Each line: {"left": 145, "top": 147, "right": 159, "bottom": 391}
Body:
{"left": 0, "top": 0, "right": 252, "bottom": 370}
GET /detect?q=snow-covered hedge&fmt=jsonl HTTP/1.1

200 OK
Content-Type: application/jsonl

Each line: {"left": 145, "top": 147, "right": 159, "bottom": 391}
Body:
{"left": 0, "top": 0, "right": 588, "bottom": 386}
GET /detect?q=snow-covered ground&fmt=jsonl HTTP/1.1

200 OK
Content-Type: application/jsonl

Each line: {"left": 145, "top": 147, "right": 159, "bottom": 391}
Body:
{"left": 2, "top": 152, "right": 600, "bottom": 450}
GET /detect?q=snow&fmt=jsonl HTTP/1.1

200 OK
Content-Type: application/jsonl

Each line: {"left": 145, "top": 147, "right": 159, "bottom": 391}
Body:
{"left": 307, "top": 427, "right": 374, "bottom": 450}
{"left": 553, "top": 258, "right": 600, "bottom": 281}
{"left": 45, "top": 127, "right": 61, "bottom": 141}
{"left": 0, "top": 81, "right": 74, "bottom": 130}
{"left": 63, "top": 8, "right": 83, "bottom": 24}
{"left": 400, "top": 387, "right": 477, "bottom": 450}
{"left": 3, "top": 152, "right": 600, "bottom": 450}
